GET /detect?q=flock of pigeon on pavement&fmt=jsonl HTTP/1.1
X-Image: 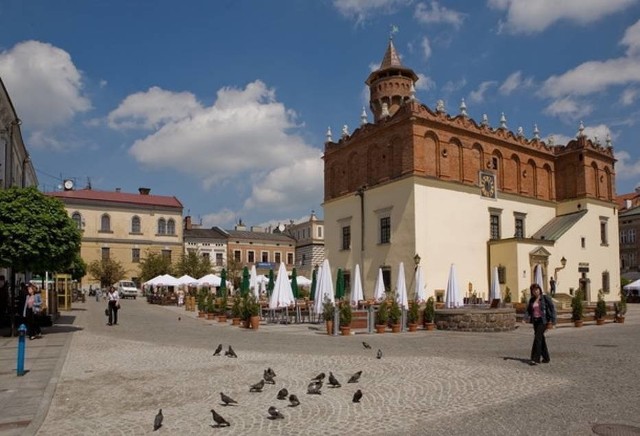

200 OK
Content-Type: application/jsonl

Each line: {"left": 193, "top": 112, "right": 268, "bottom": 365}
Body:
{"left": 152, "top": 341, "right": 381, "bottom": 430}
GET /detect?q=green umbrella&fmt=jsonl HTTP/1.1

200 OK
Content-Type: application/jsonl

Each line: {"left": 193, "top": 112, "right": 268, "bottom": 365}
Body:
{"left": 241, "top": 267, "right": 250, "bottom": 297}
{"left": 219, "top": 269, "right": 227, "bottom": 297}
{"left": 291, "top": 267, "right": 299, "bottom": 300}
{"left": 335, "top": 268, "right": 345, "bottom": 300}
{"left": 267, "top": 269, "right": 275, "bottom": 297}
{"left": 310, "top": 268, "right": 317, "bottom": 301}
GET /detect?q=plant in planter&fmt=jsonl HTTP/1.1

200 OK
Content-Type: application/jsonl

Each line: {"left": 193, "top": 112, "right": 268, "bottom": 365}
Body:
{"left": 322, "top": 297, "right": 335, "bottom": 335}
{"left": 571, "top": 289, "right": 584, "bottom": 327}
{"left": 388, "top": 297, "right": 402, "bottom": 332}
{"left": 339, "top": 301, "right": 352, "bottom": 335}
{"left": 242, "top": 293, "right": 261, "bottom": 329}
{"left": 504, "top": 287, "right": 512, "bottom": 303}
{"left": 231, "top": 293, "right": 243, "bottom": 325}
{"left": 197, "top": 288, "right": 208, "bottom": 316}
{"left": 206, "top": 293, "right": 216, "bottom": 319}
{"left": 595, "top": 290, "right": 607, "bottom": 325}
{"left": 423, "top": 297, "right": 436, "bottom": 331}
{"left": 614, "top": 291, "right": 627, "bottom": 323}
{"left": 407, "top": 301, "right": 420, "bottom": 332}
{"left": 218, "top": 293, "right": 229, "bottom": 322}
{"left": 375, "top": 300, "right": 389, "bottom": 333}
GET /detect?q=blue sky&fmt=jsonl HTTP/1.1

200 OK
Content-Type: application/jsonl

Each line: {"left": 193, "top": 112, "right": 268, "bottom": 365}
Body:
{"left": 2, "top": 0, "right": 640, "bottom": 229}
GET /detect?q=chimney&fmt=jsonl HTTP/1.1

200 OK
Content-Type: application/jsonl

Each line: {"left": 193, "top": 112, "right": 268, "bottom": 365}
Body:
{"left": 625, "top": 199, "right": 632, "bottom": 209}
{"left": 184, "top": 216, "right": 192, "bottom": 230}
{"left": 235, "top": 218, "right": 246, "bottom": 231}
{"left": 139, "top": 187, "right": 151, "bottom": 195}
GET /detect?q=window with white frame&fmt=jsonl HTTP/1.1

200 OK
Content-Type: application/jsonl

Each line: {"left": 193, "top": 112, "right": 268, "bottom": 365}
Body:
{"left": 158, "top": 218, "right": 166, "bottom": 235}
{"left": 131, "top": 216, "right": 141, "bottom": 233}
{"left": 600, "top": 217, "right": 608, "bottom": 245}
{"left": 167, "top": 219, "right": 175, "bottom": 235}
{"left": 100, "top": 214, "right": 111, "bottom": 232}
{"left": 72, "top": 212, "right": 82, "bottom": 230}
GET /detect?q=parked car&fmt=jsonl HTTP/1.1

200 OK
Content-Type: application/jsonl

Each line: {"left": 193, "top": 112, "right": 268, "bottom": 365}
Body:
{"left": 115, "top": 280, "right": 139, "bottom": 299}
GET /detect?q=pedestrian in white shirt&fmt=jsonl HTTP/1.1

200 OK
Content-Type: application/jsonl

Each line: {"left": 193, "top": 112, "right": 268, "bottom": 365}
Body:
{"left": 107, "top": 286, "right": 120, "bottom": 326}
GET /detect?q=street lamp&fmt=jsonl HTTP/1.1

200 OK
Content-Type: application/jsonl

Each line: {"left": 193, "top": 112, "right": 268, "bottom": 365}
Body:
{"left": 554, "top": 256, "right": 567, "bottom": 294}
{"left": 413, "top": 253, "right": 421, "bottom": 267}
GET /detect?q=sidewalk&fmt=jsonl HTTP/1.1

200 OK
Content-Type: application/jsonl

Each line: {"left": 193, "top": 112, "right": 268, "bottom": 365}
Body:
{"left": 0, "top": 311, "right": 81, "bottom": 436}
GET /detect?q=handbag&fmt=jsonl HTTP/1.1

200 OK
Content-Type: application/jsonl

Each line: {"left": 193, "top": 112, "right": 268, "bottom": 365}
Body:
{"left": 105, "top": 308, "right": 109, "bottom": 317}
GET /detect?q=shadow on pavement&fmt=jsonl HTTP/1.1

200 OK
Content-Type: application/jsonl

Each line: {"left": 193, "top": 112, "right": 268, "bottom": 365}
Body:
{"left": 502, "top": 356, "right": 533, "bottom": 365}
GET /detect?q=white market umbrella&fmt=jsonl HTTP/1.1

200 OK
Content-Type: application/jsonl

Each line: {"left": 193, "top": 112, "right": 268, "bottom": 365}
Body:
{"left": 269, "top": 262, "right": 295, "bottom": 309}
{"left": 445, "top": 264, "right": 464, "bottom": 308}
{"left": 350, "top": 264, "right": 364, "bottom": 306}
{"left": 196, "top": 273, "right": 221, "bottom": 287}
{"left": 373, "top": 268, "right": 386, "bottom": 302}
{"left": 414, "top": 264, "right": 427, "bottom": 303}
{"left": 534, "top": 264, "right": 545, "bottom": 294}
{"left": 312, "top": 264, "right": 324, "bottom": 315}
{"left": 489, "top": 266, "right": 501, "bottom": 302}
{"left": 156, "top": 274, "right": 180, "bottom": 287}
{"left": 313, "top": 259, "right": 334, "bottom": 315}
{"left": 250, "top": 265, "right": 260, "bottom": 298}
{"left": 143, "top": 274, "right": 167, "bottom": 286}
{"left": 176, "top": 274, "right": 196, "bottom": 286}
{"left": 395, "top": 262, "right": 409, "bottom": 310}
{"left": 293, "top": 275, "right": 313, "bottom": 287}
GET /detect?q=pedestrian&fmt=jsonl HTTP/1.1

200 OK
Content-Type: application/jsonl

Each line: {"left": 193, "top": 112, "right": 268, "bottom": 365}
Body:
{"left": 525, "top": 283, "right": 556, "bottom": 365}
{"left": 95, "top": 286, "right": 101, "bottom": 302}
{"left": 22, "top": 283, "right": 42, "bottom": 340}
{"left": 549, "top": 277, "right": 556, "bottom": 297}
{"left": 107, "top": 286, "right": 120, "bottom": 326}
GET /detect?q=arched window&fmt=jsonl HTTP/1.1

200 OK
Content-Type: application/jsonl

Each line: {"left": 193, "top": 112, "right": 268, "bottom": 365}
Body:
{"left": 100, "top": 214, "right": 111, "bottom": 232}
{"left": 131, "top": 216, "right": 141, "bottom": 233}
{"left": 157, "top": 218, "right": 166, "bottom": 235}
{"left": 167, "top": 219, "right": 175, "bottom": 235}
{"left": 71, "top": 212, "right": 82, "bottom": 230}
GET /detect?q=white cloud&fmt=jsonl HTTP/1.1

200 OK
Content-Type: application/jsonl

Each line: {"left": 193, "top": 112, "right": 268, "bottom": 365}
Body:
{"left": 614, "top": 149, "right": 640, "bottom": 180}
{"left": 414, "top": 1, "right": 465, "bottom": 28}
{"left": 499, "top": 71, "right": 533, "bottom": 95}
{"left": 108, "top": 87, "right": 202, "bottom": 130}
{"left": 621, "top": 87, "right": 639, "bottom": 105}
{"left": 125, "top": 80, "right": 322, "bottom": 216}
{"left": 622, "top": 19, "right": 640, "bottom": 56}
{"left": 200, "top": 209, "right": 237, "bottom": 229}
{"left": 488, "top": 0, "right": 636, "bottom": 34}
{"left": 544, "top": 133, "right": 573, "bottom": 146}
{"left": 442, "top": 77, "right": 467, "bottom": 94}
{"left": 468, "top": 80, "right": 497, "bottom": 103}
{"left": 420, "top": 36, "right": 432, "bottom": 61}
{"left": 0, "top": 40, "right": 91, "bottom": 130}
{"left": 332, "top": 0, "right": 411, "bottom": 23}
{"left": 415, "top": 73, "right": 436, "bottom": 91}
{"left": 543, "top": 97, "right": 593, "bottom": 120}
{"left": 583, "top": 124, "right": 613, "bottom": 144}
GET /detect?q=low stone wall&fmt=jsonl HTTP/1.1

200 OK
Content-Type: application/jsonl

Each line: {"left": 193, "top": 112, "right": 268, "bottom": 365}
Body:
{"left": 435, "top": 308, "right": 516, "bottom": 332}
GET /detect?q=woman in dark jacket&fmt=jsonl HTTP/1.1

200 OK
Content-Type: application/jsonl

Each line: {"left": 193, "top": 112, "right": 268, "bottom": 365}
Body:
{"left": 525, "top": 283, "right": 556, "bottom": 365}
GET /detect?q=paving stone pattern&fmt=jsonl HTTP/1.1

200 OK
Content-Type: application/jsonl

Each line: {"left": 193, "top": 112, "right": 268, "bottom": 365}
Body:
{"left": 33, "top": 300, "right": 640, "bottom": 435}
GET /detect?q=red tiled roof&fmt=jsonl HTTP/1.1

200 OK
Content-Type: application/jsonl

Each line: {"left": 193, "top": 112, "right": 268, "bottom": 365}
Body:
{"left": 616, "top": 191, "right": 640, "bottom": 211}
{"left": 47, "top": 189, "right": 183, "bottom": 209}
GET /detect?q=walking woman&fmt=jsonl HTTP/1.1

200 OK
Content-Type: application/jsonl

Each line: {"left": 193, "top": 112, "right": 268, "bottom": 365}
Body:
{"left": 23, "top": 283, "right": 42, "bottom": 340}
{"left": 107, "top": 286, "right": 120, "bottom": 326}
{"left": 525, "top": 283, "right": 556, "bottom": 365}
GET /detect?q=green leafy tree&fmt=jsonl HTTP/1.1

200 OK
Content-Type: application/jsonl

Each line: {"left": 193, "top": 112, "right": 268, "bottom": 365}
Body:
{"left": 226, "top": 248, "right": 242, "bottom": 288}
{"left": 66, "top": 252, "right": 87, "bottom": 281}
{"left": 138, "top": 251, "right": 173, "bottom": 282}
{"left": 0, "top": 187, "right": 81, "bottom": 273}
{"left": 174, "top": 252, "right": 211, "bottom": 278}
{"left": 87, "top": 258, "right": 126, "bottom": 288}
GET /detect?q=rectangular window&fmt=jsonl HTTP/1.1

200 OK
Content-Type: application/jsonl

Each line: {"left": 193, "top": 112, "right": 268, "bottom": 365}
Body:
{"left": 101, "top": 247, "right": 110, "bottom": 260}
{"left": 380, "top": 217, "right": 391, "bottom": 244}
{"left": 162, "top": 249, "right": 171, "bottom": 263}
{"left": 234, "top": 250, "right": 241, "bottom": 262}
{"left": 287, "top": 252, "right": 294, "bottom": 265}
{"left": 202, "top": 252, "right": 210, "bottom": 261}
{"left": 621, "top": 230, "right": 628, "bottom": 244}
{"left": 515, "top": 218, "right": 524, "bottom": 238}
{"left": 261, "top": 251, "right": 269, "bottom": 262}
{"left": 215, "top": 252, "right": 223, "bottom": 266}
{"left": 490, "top": 215, "right": 501, "bottom": 240}
{"left": 132, "top": 248, "right": 140, "bottom": 263}
{"left": 630, "top": 229, "right": 636, "bottom": 243}
{"left": 581, "top": 237, "right": 586, "bottom": 248}
{"left": 275, "top": 252, "right": 281, "bottom": 264}
{"left": 318, "top": 226, "right": 323, "bottom": 238}
{"left": 602, "top": 271, "right": 610, "bottom": 294}
{"left": 342, "top": 226, "right": 351, "bottom": 250}
{"left": 600, "top": 218, "right": 608, "bottom": 245}
{"left": 248, "top": 251, "right": 255, "bottom": 263}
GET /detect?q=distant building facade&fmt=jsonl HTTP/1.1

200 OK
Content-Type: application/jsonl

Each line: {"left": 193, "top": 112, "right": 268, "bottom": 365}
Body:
{"left": 285, "top": 211, "right": 325, "bottom": 279}
{"left": 183, "top": 216, "right": 228, "bottom": 274}
{"left": 47, "top": 187, "right": 183, "bottom": 289}
{"left": 323, "top": 40, "right": 620, "bottom": 303}
{"left": 617, "top": 189, "right": 640, "bottom": 277}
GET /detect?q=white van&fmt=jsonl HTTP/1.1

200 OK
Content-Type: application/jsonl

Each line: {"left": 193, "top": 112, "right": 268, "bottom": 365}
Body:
{"left": 116, "top": 280, "right": 139, "bottom": 299}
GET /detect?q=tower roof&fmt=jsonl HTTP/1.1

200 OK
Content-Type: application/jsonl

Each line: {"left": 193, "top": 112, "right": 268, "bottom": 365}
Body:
{"left": 380, "top": 39, "right": 402, "bottom": 69}
{"left": 366, "top": 39, "right": 418, "bottom": 85}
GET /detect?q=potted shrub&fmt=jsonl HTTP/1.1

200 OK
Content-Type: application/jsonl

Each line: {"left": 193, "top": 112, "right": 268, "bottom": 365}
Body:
{"left": 243, "top": 293, "right": 261, "bottom": 330}
{"left": 197, "top": 289, "right": 207, "bottom": 317}
{"left": 423, "top": 297, "right": 436, "bottom": 331}
{"left": 407, "top": 301, "right": 419, "bottom": 332}
{"left": 217, "top": 293, "right": 228, "bottom": 323}
{"left": 571, "top": 290, "right": 584, "bottom": 327}
{"left": 206, "top": 293, "right": 216, "bottom": 320}
{"left": 339, "top": 301, "right": 352, "bottom": 336}
{"left": 595, "top": 290, "right": 607, "bottom": 326}
{"left": 322, "top": 297, "right": 335, "bottom": 335}
{"left": 615, "top": 291, "right": 627, "bottom": 324}
{"left": 504, "top": 287, "right": 512, "bottom": 304}
{"left": 388, "top": 297, "right": 402, "bottom": 333}
{"left": 375, "top": 300, "right": 389, "bottom": 333}
{"left": 231, "top": 293, "right": 243, "bottom": 326}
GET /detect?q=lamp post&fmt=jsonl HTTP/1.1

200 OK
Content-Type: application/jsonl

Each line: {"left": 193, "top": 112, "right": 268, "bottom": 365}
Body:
{"left": 413, "top": 253, "right": 421, "bottom": 269}
{"left": 554, "top": 256, "right": 567, "bottom": 294}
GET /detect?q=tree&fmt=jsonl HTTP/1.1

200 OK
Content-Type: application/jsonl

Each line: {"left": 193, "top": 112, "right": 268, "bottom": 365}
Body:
{"left": 87, "top": 258, "right": 126, "bottom": 288}
{"left": 138, "top": 251, "right": 173, "bottom": 283}
{"left": 226, "top": 248, "right": 242, "bottom": 288}
{"left": 0, "top": 187, "right": 81, "bottom": 273}
{"left": 174, "top": 252, "right": 211, "bottom": 278}
{"left": 66, "top": 252, "right": 87, "bottom": 281}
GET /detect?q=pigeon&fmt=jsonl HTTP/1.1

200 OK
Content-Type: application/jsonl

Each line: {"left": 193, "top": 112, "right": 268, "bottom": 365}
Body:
{"left": 376, "top": 349, "right": 383, "bottom": 359}
{"left": 263, "top": 369, "right": 276, "bottom": 384}
{"left": 348, "top": 370, "right": 362, "bottom": 384}
{"left": 288, "top": 394, "right": 300, "bottom": 407}
{"left": 213, "top": 344, "right": 223, "bottom": 356}
{"left": 277, "top": 388, "right": 289, "bottom": 400}
{"left": 220, "top": 392, "right": 237, "bottom": 406}
{"left": 268, "top": 406, "right": 285, "bottom": 420}
{"left": 178, "top": 316, "right": 181, "bottom": 321}
{"left": 266, "top": 367, "right": 277, "bottom": 378}
{"left": 225, "top": 345, "right": 238, "bottom": 358}
{"left": 210, "top": 409, "right": 231, "bottom": 427}
{"left": 310, "top": 372, "right": 325, "bottom": 382}
{"left": 352, "top": 389, "right": 363, "bottom": 403}
{"left": 362, "top": 341, "right": 372, "bottom": 349}
{"left": 328, "top": 372, "right": 341, "bottom": 388}
{"left": 307, "top": 381, "right": 322, "bottom": 395}
{"left": 250, "top": 379, "right": 265, "bottom": 392}
{"left": 153, "top": 409, "right": 163, "bottom": 431}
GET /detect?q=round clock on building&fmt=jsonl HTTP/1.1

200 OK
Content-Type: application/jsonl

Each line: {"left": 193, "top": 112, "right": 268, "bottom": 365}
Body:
{"left": 480, "top": 172, "right": 496, "bottom": 198}
{"left": 63, "top": 179, "right": 74, "bottom": 191}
